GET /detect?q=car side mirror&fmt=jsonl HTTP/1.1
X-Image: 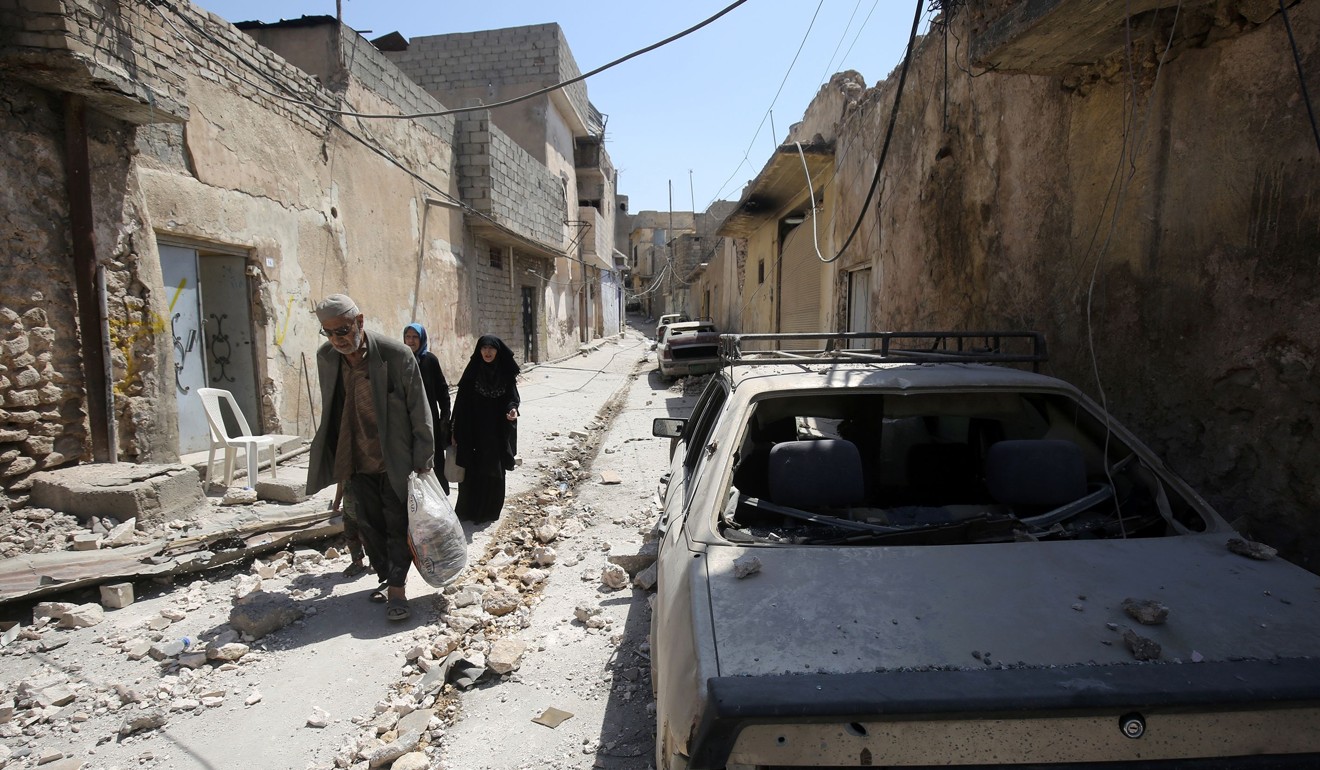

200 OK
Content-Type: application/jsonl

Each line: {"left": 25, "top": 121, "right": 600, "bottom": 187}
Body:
{"left": 653, "top": 418, "right": 685, "bottom": 438}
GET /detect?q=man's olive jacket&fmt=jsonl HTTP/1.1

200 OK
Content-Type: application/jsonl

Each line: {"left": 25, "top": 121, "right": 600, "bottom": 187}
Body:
{"left": 305, "top": 332, "right": 434, "bottom": 502}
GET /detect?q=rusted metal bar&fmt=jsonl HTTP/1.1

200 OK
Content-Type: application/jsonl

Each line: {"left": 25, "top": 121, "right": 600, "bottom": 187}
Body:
{"left": 64, "top": 94, "right": 113, "bottom": 462}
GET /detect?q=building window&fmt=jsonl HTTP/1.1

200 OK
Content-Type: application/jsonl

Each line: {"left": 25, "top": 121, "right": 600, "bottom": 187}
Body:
{"left": 758, "top": 259, "right": 765, "bottom": 284}
{"left": 490, "top": 248, "right": 503, "bottom": 270}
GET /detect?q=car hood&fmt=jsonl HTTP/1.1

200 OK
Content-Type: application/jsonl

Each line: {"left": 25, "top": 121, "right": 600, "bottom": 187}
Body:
{"left": 704, "top": 534, "right": 1320, "bottom": 677}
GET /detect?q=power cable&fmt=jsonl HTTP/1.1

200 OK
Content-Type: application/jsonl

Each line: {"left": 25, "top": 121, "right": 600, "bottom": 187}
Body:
{"left": 816, "top": 0, "right": 867, "bottom": 86}
{"left": 829, "top": 0, "right": 925, "bottom": 262}
{"left": 1278, "top": 0, "right": 1320, "bottom": 156}
{"left": 231, "top": 0, "right": 750, "bottom": 121}
{"left": 708, "top": 0, "right": 828, "bottom": 208}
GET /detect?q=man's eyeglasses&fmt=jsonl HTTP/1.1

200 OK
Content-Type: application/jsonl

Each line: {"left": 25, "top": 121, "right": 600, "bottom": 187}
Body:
{"left": 319, "top": 324, "right": 354, "bottom": 338}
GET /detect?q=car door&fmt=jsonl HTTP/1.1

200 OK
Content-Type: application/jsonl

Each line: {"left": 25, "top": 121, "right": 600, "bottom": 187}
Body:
{"left": 658, "top": 378, "right": 729, "bottom": 534}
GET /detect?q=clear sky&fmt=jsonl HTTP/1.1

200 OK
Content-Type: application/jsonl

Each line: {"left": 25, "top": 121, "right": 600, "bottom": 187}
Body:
{"left": 194, "top": 0, "right": 928, "bottom": 214}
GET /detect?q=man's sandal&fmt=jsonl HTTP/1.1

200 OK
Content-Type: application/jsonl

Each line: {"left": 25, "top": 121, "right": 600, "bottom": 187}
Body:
{"left": 368, "top": 584, "right": 387, "bottom": 603}
{"left": 343, "top": 562, "right": 367, "bottom": 578}
{"left": 386, "top": 597, "right": 411, "bottom": 622}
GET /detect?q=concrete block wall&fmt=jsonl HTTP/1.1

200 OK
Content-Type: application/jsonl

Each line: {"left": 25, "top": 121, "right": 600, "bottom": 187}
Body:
{"left": 385, "top": 23, "right": 590, "bottom": 131}
{"left": 457, "top": 111, "right": 566, "bottom": 251}
{"left": 340, "top": 31, "right": 454, "bottom": 140}
{"left": 467, "top": 246, "right": 549, "bottom": 365}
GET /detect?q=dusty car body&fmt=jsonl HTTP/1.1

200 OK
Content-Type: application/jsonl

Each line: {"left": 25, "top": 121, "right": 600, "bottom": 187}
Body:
{"left": 650, "top": 332, "right": 1320, "bottom": 770}
{"left": 656, "top": 312, "right": 691, "bottom": 342}
{"left": 658, "top": 321, "right": 721, "bottom": 379}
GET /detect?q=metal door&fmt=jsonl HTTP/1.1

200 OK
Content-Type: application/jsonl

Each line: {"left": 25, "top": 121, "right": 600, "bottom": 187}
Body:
{"left": 847, "top": 268, "right": 871, "bottom": 349}
{"left": 158, "top": 244, "right": 210, "bottom": 453}
{"left": 521, "top": 286, "right": 537, "bottom": 363}
{"left": 199, "top": 255, "right": 259, "bottom": 438}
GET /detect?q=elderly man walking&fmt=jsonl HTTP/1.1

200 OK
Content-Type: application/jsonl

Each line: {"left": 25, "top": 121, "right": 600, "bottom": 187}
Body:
{"left": 306, "top": 294, "right": 434, "bottom": 621}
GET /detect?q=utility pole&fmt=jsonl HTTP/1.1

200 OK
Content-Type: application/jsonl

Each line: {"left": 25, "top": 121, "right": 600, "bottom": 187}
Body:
{"left": 667, "top": 180, "right": 674, "bottom": 316}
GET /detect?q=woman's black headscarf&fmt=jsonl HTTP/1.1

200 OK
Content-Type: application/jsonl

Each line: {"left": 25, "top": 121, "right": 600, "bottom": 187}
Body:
{"left": 459, "top": 334, "right": 520, "bottom": 398}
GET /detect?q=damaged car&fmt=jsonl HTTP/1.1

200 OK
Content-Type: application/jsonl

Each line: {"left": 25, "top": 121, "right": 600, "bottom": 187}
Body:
{"left": 658, "top": 320, "right": 721, "bottom": 380}
{"left": 649, "top": 331, "right": 1320, "bottom": 770}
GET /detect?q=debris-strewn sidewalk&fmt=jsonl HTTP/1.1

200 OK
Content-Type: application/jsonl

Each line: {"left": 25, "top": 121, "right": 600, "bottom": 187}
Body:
{"left": 0, "top": 328, "right": 663, "bottom": 770}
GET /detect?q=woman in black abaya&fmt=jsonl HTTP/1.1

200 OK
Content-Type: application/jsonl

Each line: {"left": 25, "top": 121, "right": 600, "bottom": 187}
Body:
{"left": 452, "top": 335, "right": 520, "bottom": 523}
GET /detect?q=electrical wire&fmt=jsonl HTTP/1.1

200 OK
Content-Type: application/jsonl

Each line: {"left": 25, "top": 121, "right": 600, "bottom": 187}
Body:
{"left": 1082, "top": 0, "right": 1184, "bottom": 539}
{"left": 794, "top": 141, "right": 837, "bottom": 263}
{"left": 816, "top": 0, "right": 867, "bottom": 87}
{"left": 148, "top": 0, "right": 580, "bottom": 263}
{"left": 1278, "top": 0, "right": 1320, "bottom": 156}
{"left": 829, "top": 0, "right": 925, "bottom": 262}
{"left": 708, "top": 0, "right": 828, "bottom": 207}
{"left": 218, "top": 0, "right": 750, "bottom": 122}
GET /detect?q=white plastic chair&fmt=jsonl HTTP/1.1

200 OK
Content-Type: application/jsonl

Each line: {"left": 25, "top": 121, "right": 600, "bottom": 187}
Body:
{"left": 196, "top": 387, "right": 277, "bottom": 487}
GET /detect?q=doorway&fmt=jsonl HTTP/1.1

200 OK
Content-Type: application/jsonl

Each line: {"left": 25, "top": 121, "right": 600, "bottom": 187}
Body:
{"left": 521, "top": 286, "right": 538, "bottom": 364}
{"left": 158, "top": 243, "right": 260, "bottom": 455}
{"left": 847, "top": 268, "right": 871, "bottom": 349}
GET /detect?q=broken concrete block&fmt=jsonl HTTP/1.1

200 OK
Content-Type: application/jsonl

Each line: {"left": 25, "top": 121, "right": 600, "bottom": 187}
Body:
{"left": 233, "top": 574, "right": 262, "bottom": 600}
{"left": 124, "top": 640, "right": 153, "bottom": 661}
{"left": 518, "top": 567, "right": 548, "bottom": 586}
{"left": 601, "top": 564, "right": 629, "bottom": 590}
{"left": 362, "top": 729, "right": 422, "bottom": 768}
{"left": 531, "top": 545, "right": 557, "bottom": 566}
{"left": 118, "top": 710, "right": 166, "bottom": 737}
{"left": 535, "top": 520, "right": 561, "bottom": 543}
{"left": 306, "top": 706, "right": 330, "bottom": 728}
{"left": 206, "top": 642, "right": 249, "bottom": 662}
{"left": 1121, "top": 627, "right": 1162, "bottom": 661}
{"left": 32, "top": 601, "right": 76, "bottom": 622}
{"left": 608, "top": 540, "right": 658, "bottom": 576}
{"left": 55, "top": 603, "right": 104, "bottom": 629}
{"left": 254, "top": 477, "right": 308, "bottom": 504}
{"left": 633, "top": 561, "right": 658, "bottom": 591}
{"left": 598, "top": 470, "right": 622, "bottom": 485}
{"left": 103, "top": 517, "right": 137, "bottom": 546}
{"left": 100, "top": 582, "right": 134, "bottom": 609}
{"left": 396, "top": 708, "right": 434, "bottom": 736}
{"left": 488, "top": 639, "right": 527, "bottom": 675}
{"left": 390, "top": 752, "right": 429, "bottom": 770}
{"left": 28, "top": 463, "right": 205, "bottom": 526}
{"left": 221, "top": 487, "right": 258, "bottom": 506}
{"left": 450, "top": 584, "right": 485, "bottom": 608}
{"left": 228, "top": 592, "right": 304, "bottom": 639}
{"left": 71, "top": 533, "right": 101, "bottom": 551}
{"left": 1122, "top": 598, "right": 1170, "bottom": 625}
{"left": 1227, "top": 537, "right": 1277, "bottom": 560}
{"left": 733, "top": 554, "right": 762, "bottom": 579}
{"left": 481, "top": 590, "right": 519, "bottom": 618}
{"left": 38, "top": 684, "right": 76, "bottom": 708}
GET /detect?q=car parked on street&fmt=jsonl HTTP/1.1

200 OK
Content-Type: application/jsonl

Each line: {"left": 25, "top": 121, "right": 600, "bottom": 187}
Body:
{"left": 657, "top": 320, "right": 720, "bottom": 380}
{"left": 649, "top": 331, "right": 1320, "bottom": 770}
{"left": 655, "top": 312, "right": 690, "bottom": 342}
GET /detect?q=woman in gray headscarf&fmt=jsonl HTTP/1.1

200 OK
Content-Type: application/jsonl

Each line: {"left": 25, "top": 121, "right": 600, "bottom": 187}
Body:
{"left": 451, "top": 335, "right": 520, "bottom": 523}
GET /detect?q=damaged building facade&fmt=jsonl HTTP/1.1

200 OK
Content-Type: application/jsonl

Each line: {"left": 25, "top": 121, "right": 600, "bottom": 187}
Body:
{"left": 691, "top": 0, "right": 1320, "bottom": 568}
{"left": 0, "top": 0, "right": 619, "bottom": 498}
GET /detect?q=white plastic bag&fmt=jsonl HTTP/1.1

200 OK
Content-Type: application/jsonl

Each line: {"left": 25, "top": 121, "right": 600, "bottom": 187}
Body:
{"left": 444, "top": 445, "right": 465, "bottom": 484}
{"left": 406, "top": 470, "right": 467, "bottom": 587}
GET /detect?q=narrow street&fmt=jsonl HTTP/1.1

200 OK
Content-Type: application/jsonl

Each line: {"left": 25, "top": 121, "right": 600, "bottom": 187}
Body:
{"left": 0, "top": 320, "right": 692, "bottom": 770}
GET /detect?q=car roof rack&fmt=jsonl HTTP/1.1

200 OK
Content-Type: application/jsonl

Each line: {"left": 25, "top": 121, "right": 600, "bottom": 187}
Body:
{"left": 718, "top": 331, "right": 1048, "bottom": 372}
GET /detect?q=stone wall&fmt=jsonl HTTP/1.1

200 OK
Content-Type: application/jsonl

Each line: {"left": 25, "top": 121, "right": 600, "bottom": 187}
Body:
{"left": 822, "top": 1, "right": 1320, "bottom": 568}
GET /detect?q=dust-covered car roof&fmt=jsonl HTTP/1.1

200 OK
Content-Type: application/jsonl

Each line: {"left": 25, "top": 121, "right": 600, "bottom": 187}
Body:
{"left": 718, "top": 360, "right": 1079, "bottom": 399}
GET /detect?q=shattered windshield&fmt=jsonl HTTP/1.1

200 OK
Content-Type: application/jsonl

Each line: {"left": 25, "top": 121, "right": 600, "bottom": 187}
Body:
{"left": 719, "top": 389, "right": 1210, "bottom": 546}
